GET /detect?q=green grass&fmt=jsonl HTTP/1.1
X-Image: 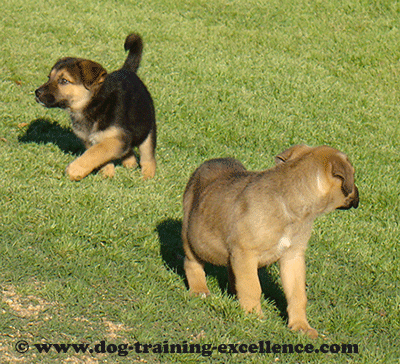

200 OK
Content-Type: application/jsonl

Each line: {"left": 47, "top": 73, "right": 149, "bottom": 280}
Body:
{"left": 1, "top": 0, "right": 399, "bottom": 362}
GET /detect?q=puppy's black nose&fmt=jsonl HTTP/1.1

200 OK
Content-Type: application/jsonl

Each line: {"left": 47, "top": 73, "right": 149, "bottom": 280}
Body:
{"left": 35, "top": 88, "right": 42, "bottom": 97}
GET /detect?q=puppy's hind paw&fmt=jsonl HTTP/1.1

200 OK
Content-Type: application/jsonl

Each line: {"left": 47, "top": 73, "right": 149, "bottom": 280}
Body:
{"left": 141, "top": 160, "right": 156, "bottom": 180}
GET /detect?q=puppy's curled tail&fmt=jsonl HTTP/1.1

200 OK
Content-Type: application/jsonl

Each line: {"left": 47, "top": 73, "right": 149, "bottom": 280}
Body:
{"left": 122, "top": 33, "right": 143, "bottom": 73}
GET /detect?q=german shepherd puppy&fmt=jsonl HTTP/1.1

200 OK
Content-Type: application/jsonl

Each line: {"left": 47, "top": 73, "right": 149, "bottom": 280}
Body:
{"left": 182, "top": 145, "right": 359, "bottom": 338}
{"left": 35, "top": 33, "right": 156, "bottom": 181}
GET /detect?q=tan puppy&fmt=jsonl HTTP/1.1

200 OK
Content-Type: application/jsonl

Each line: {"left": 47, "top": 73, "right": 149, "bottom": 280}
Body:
{"left": 182, "top": 145, "right": 359, "bottom": 339}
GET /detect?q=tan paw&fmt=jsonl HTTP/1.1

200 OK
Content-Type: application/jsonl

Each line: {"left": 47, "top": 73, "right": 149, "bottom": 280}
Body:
{"left": 122, "top": 154, "right": 138, "bottom": 169}
{"left": 190, "top": 288, "right": 211, "bottom": 298}
{"left": 100, "top": 163, "right": 115, "bottom": 178}
{"left": 240, "top": 299, "right": 263, "bottom": 317}
{"left": 289, "top": 321, "right": 318, "bottom": 339}
{"left": 141, "top": 160, "right": 156, "bottom": 179}
{"left": 65, "top": 162, "right": 90, "bottom": 181}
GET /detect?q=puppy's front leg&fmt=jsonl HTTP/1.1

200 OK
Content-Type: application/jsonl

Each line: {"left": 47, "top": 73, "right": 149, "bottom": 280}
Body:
{"left": 66, "top": 137, "right": 124, "bottom": 181}
{"left": 279, "top": 251, "right": 318, "bottom": 339}
{"left": 99, "top": 163, "right": 116, "bottom": 178}
{"left": 230, "top": 249, "right": 262, "bottom": 315}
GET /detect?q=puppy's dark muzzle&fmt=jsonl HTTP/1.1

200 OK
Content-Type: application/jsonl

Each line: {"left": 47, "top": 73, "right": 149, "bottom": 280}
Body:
{"left": 35, "top": 87, "right": 47, "bottom": 106}
{"left": 338, "top": 186, "right": 359, "bottom": 210}
{"left": 35, "top": 88, "right": 43, "bottom": 98}
{"left": 35, "top": 86, "right": 58, "bottom": 108}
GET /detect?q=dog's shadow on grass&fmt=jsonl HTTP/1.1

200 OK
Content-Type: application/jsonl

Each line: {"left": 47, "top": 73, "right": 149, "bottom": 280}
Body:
{"left": 157, "top": 218, "right": 288, "bottom": 322}
{"left": 18, "top": 118, "right": 85, "bottom": 156}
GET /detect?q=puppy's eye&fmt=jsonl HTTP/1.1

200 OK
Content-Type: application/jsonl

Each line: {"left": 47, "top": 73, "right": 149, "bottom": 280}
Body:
{"left": 58, "top": 78, "right": 70, "bottom": 85}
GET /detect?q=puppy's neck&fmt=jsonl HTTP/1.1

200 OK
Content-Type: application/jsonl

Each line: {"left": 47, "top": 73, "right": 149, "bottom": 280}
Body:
{"left": 273, "top": 163, "right": 333, "bottom": 218}
{"left": 69, "top": 109, "right": 85, "bottom": 122}
{"left": 68, "top": 109, "right": 93, "bottom": 143}
{"left": 66, "top": 90, "right": 95, "bottom": 128}
{"left": 68, "top": 93, "right": 92, "bottom": 115}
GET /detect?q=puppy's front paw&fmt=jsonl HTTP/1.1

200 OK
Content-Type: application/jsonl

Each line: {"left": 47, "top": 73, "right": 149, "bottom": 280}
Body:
{"left": 190, "top": 288, "right": 211, "bottom": 298}
{"left": 65, "top": 161, "right": 89, "bottom": 181}
{"left": 122, "top": 154, "right": 138, "bottom": 169}
{"left": 100, "top": 163, "right": 115, "bottom": 178}
{"left": 240, "top": 298, "right": 263, "bottom": 317}
{"left": 289, "top": 321, "right": 318, "bottom": 339}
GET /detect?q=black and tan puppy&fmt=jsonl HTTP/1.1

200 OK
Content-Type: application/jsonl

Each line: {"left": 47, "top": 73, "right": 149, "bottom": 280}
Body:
{"left": 35, "top": 33, "right": 156, "bottom": 181}
{"left": 182, "top": 145, "right": 359, "bottom": 339}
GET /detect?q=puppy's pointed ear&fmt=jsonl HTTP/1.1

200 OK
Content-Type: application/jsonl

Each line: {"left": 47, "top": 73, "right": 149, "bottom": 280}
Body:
{"left": 330, "top": 155, "right": 355, "bottom": 196}
{"left": 77, "top": 60, "right": 107, "bottom": 90}
{"left": 275, "top": 144, "right": 312, "bottom": 164}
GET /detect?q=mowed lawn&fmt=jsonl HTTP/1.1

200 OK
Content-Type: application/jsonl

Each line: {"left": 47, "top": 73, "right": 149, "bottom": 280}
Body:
{"left": 0, "top": 0, "right": 399, "bottom": 363}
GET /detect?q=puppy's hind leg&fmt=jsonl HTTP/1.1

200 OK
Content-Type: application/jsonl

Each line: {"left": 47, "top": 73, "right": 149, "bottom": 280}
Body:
{"left": 138, "top": 126, "right": 156, "bottom": 179}
{"left": 184, "top": 256, "right": 210, "bottom": 298}
{"left": 183, "top": 233, "right": 210, "bottom": 297}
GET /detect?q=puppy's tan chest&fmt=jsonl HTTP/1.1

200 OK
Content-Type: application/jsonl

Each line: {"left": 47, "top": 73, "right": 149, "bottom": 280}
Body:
{"left": 257, "top": 235, "right": 292, "bottom": 266}
{"left": 277, "top": 236, "right": 291, "bottom": 253}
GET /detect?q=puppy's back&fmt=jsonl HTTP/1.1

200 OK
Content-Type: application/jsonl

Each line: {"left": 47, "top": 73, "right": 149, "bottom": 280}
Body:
{"left": 183, "top": 158, "right": 246, "bottom": 216}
